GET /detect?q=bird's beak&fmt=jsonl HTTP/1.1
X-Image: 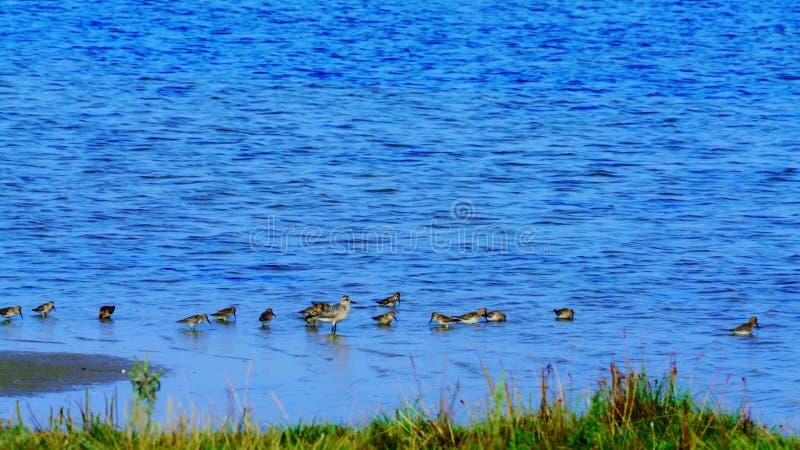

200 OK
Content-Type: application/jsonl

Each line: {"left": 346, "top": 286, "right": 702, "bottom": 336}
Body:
{"left": 755, "top": 322, "right": 760, "bottom": 329}
{"left": 350, "top": 300, "right": 357, "bottom": 304}
{"left": 429, "top": 317, "right": 433, "bottom": 324}
{"left": 394, "top": 316, "right": 399, "bottom": 323}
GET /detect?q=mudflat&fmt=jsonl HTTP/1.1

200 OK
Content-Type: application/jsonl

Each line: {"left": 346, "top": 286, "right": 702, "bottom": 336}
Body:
{"left": 0, "top": 351, "right": 132, "bottom": 396}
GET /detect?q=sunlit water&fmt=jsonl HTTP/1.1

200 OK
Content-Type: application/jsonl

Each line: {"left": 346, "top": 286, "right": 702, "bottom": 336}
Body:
{"left": 1, "top": 0, "right": 799, "bottom": 429}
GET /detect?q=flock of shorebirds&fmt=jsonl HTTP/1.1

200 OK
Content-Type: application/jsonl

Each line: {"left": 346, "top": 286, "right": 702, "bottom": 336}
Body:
{"left": 0, "top": 296, "right": 761, "bottom": 336}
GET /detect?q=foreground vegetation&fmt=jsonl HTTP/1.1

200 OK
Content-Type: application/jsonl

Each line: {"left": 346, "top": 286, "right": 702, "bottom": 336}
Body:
{"left": 1, "top": 360, "right": 797, "bottom": 449}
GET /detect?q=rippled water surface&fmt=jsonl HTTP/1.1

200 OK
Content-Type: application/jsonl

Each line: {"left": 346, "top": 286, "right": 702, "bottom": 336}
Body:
{"left": 2, "top": 0, "right": 799, "bottom": 427}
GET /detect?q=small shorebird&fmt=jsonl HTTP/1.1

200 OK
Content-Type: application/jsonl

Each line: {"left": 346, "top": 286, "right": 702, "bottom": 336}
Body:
{"left": 429, "top": 312, "right": 460, "bottom": 327}
{"left": 298, "top": 302, "right": 329, "bottom": 316}
{"left": 553, "top": 308, "right": 575, "bottom": 320}
{"left": 33, "top": 301, "right": 55, "bottom": 317}
{"left": 485, "top": 310, "right": 507, "bottom": 322}
{"left": 98, "top": 305, "right": 115, "bottom": 320}
{"left": 177, "top": 314, "right": 211, "bottom": 329}
{"left": 376, "top": 292, "right": 400, "bottom": 308}
{"left": 0, "top": 306, "right": 22, "bottom": 320}
{"left": 306, "top": 295, "right": 354, "bottom": 334}
{"left": 211, "top": 306, "right": 237, "bottom": 322}
{"left": 730, "top": 316, "right": 759, "bottom": 336}
{"left": 259, "top": 307, "right": 275, "bottom": 324}
{"left": 304, "top": 314, "right": 319, "bottom": 325}
{"left": 457, "top": 307, "right": 488, "bottom": 324}
{"left": 373, "top": 311, "right": 398, "bottom": 325}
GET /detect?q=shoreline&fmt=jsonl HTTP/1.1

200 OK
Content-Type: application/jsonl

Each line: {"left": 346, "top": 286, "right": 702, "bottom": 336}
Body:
{"left": 1, "top": 361, "right": 797, "bottom": 448}
{"left": 0, "top": 351, "right": 132, "bottom": 397}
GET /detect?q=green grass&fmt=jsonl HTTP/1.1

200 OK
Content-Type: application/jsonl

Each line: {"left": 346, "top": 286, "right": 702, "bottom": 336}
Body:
{"left": 1, "top": 361, "right": 797, "bottom": 449}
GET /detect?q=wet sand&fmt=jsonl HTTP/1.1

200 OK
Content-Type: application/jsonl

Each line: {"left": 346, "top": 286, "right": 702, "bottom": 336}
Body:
{"left": 0, "top": 351, "right": 132, "bottom": 396}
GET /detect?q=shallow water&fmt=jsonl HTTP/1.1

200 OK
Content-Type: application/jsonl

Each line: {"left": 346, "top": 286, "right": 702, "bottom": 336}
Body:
{"left": 1, "top": 0, "right": 799, "bottom": 428}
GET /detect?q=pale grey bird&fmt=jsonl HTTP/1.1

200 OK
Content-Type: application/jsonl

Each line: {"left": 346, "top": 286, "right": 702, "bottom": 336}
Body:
{"left": 307, "top": 296, "right": 355, "bottom": 334}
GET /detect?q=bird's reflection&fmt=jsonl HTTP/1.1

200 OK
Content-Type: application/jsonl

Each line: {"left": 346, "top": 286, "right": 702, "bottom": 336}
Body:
{"left": 99, "top": 317, "right": 116, "bottom": 338}
{"left": 178, "top": 328, "right": 210, "bottom": 352}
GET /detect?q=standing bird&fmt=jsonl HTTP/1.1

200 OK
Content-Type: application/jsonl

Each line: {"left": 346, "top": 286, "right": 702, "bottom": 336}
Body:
{"left": 306, "top": 296, "right": 355, "bottom": 334}
{"left": 376, "top": 292, "right": 400, "bottom": 308}
{"left": 429, "top": 312, "right": 460, "bottom": 327}
{"left": 485, "top": 310, "right": 507, "bottom": 322}
{"left": 457, "top": 307, "right": 488, "bottom": 324}
{"left": 298, "top": 302, "right": 329, "bottom": 316}
{"left": 98, "top": 305, "right": 115, "bottom": 320}
{"left": 304, "top": 314, "right": 320, "bottom": 325}
{"left": 211, "top": 306, "right": 237, "bottom": 322}
{"left": 730, "top": 316, "right": 759, "bottom": 336}
{"left": 553, "top": 308, "right": 575, "bottom": 320}
{"left": 372, "top": 311, "right": 398, "bottom": 326}
{"left": 177, "top": 314, "right": 212, "bottom": 329}
{"left": 0, "top": 306, "right": 23, "bottom": 320}
{"left": 33, "top": 301, "right": 55, "bottom": 317}
{"left": 259, "top": 307, "right": 276, "bottom": 324}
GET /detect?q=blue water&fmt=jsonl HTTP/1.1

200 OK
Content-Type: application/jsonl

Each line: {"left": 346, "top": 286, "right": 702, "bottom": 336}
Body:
{"left": 2, "top": 0, "right": 799, "bottom": 428}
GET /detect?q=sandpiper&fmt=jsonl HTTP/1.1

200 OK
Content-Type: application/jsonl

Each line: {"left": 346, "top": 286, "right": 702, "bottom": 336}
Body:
{"left": 376, "top": 292, "right": 400, "bottom": 308}
{"left": 553, "top": 308, "right": 575, "bottom": 320}
{"left": 177, "top": 314, "right": 211, "bottom": 329}
{"left": 33, "top": 301, "right": 55, "bottom": 317}
{"left": 730, "top": 316, "right": 759, "bottom": 336}
{"left": 429, "top": 312, "right": 460, "bottom": 327}
{"left": 485, "top": 310, "right": 507, "bottom": 322}
{"left": 306, "top": 295, "right": 355, "bottom": 334}
{"left": 211, "top": 306, "right": 237, "bottom": 322}
{"left": 98, "top": 305, "right": 115, "bottom": 320}
{"left": 457, "top": 307, "right": 488, "bottom": 324}
{"left": 372, "top": 311, "right": 398, "bottom": 325}
{"left": 259, "top": 307, "right": 275, "bottom": 324}
{"left": 298, "top": 302, "right": 329, "bottom": 316}
{"left": 0, "top": 306, "right": 22, "bottom": 320}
